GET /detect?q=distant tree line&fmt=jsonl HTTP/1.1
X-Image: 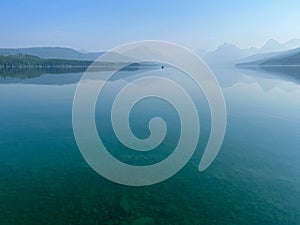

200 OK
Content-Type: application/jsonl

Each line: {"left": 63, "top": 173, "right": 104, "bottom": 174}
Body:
{"left": 0, "top": 54, "right": 161, "bottom": 79}
{"left": 0, "top": 54, "right": 96, "bottom": 68}
{"left": 0, "top": 54, "right": 126, "bottom": 78}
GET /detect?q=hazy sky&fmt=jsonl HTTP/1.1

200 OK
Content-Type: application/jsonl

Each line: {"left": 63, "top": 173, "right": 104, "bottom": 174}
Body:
{"left": 1, "top": 0, "right": 300, "bottom": 51}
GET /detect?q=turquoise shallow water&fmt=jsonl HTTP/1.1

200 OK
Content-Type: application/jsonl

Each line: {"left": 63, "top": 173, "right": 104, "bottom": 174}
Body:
{"left": 0, "top": 66, "right": 299, "bottom": 225}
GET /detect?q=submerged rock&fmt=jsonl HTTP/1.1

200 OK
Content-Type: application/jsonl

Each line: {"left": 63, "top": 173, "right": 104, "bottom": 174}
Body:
{"left": 131, "top": 217, "right": 154, "bottom": 225}
{"left": 119, "top": 196, "right": 132, "bottom": 213}
{"left": 160, "top": 204, "right": 177, "bottom": 216}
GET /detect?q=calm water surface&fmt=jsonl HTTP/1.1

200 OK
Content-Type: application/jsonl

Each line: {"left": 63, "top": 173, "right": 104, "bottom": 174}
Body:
{"left": 0, "top": 66, "right": 299, "bottom": 225}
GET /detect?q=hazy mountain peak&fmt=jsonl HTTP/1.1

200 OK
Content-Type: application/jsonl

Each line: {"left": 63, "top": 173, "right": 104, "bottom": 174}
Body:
{"left": 265, "top": 38, "right": 280, "bottom": 44}
{"left": 260, "top": 39, "right": 287, "bottom": 53}
{"left": 202, "top": 43, "right": 248, "bottom": 65}
{"left": 217, "top": 43, "right": 240, "bottom": 50}
{"left": 285, "top": 38, "right": 300, "bottom": 49}
{"left": 262, "top": 39, "right": 281, "bottom": 48}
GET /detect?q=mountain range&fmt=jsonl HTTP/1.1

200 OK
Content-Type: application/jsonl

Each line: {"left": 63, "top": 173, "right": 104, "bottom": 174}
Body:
{"left": 196, "top": 38, "right": 300, "bottom": 65}
{"left": 236, "top": 44, "right": 300, "bottom": 81}
{"left": 0, "top": 47, "right": 104, "bottom": 60}
{"left": 1, "top": 38, "right": 300, "bottom": 68}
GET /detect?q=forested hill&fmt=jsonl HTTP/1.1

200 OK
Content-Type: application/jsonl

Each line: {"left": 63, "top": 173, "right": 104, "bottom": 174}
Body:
{"left": 0, "top": 54, "right": 160, "bottom": 79}
{"left": 0, "top": 47, "right": 104, "bottom": 60}
{"left": 0, "top": 54, "right": 102, "bottom": 68}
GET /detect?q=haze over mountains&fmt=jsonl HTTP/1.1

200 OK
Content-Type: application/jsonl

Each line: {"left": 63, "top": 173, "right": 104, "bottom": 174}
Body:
{"left": 1, "top": 38, "right": 300, "bottom": 67}
{"left": 196, "top": 38, "right": 300, "bottom": 65}
{"left": 0, "top": 47, "right": 104, "bottom": 60}
{"left": 235, "top": 40, "right": 300, "bottom": 81}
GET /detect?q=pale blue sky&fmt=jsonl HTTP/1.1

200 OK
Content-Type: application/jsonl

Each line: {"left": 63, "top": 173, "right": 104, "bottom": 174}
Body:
{"left": 1, "top": 0, "right": 300, "bottom": 51}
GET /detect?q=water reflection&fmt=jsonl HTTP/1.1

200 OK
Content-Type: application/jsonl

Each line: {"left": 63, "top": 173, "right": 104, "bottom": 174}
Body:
{"left": 0, "top": 64, "right": 299, "bottom": 225}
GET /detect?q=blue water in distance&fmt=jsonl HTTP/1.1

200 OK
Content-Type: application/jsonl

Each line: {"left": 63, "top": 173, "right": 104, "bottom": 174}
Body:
{"left": 0, "top": 66, "right": 299, "bottom": 225}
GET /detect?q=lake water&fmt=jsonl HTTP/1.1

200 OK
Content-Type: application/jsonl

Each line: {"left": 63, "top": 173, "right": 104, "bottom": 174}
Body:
{"left": 0, "top": 65, "right": 299, "bottom": 225}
